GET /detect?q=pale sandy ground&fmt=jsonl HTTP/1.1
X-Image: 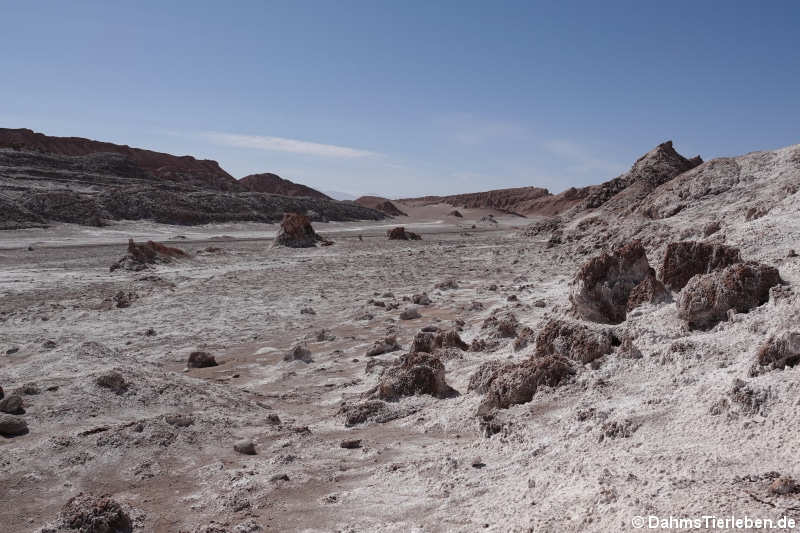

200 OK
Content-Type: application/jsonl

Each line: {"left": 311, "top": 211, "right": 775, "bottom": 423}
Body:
{"left": 1, "top": 200, "right": 800, "bottom": 532}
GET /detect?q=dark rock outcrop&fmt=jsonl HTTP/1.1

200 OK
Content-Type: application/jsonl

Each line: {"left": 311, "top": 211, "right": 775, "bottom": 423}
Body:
{"left": 467, "top": 360, "right": 506, "bottom": 394}
{"left": 659, "top": 241, "right": 742, "bottom": 291}
{"left": 110, "top": 239, "right": 187, "bottom": 272}
{"left": 626, "top": 269, "right": 670, "bottom": 312}
{"left": 373, "top": 352, "right": 456, "bottom": 401}
{"left": 273, "top": 213, "right": 330, "bottom": 248}
{"left": 387, "top": 227, "right": 421, "bottom": 240}
{"left": 533, "top": 319, "right": 615, "bottom": 364}
{"left": 677, "top": 262, "right": 782, "bottom": 329}
{"left": 569, "top": 241, "right": 651, "bottom": 324}
{"left": 56, "top": 493, "right": 133, "bottom": 533}
{"left": 478, "top": 356, "right": 574, "bottom": 412}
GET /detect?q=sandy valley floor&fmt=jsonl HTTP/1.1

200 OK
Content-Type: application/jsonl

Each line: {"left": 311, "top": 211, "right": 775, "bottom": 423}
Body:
{"left": 2, "top": 203, "right": 800, "bottom": 532}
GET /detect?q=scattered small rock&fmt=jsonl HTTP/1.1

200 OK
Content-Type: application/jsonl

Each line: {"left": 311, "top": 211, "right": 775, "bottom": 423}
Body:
{"left": 412, "top": 293, "right": 431, "bottom": 305}
{"left": 0, "top": 413, "right": 28, "bottom": 437}
{"left": 234, "top": 439, "right": 256, "bottom": 455}
{"left": 300, "top": 307, "right": 316, "bottom": 315}
{"left": 284, "top": 344, "right": 313, "bottom": 363}
{"left": 340, "top": 439, "right": 362, "bottom": 449}
{"left": 435, "top": 279, "right": 459, "bottom": 290}
{"left": 95, "top": 371, "right": 128, "bottom": 394}
{"left": 315, "top": 329, "right": 336, "bottom": 342}
{"left": 0, "top": 394, "right": 24, "bottom": 414}
{"left": 16, "top": 382, "right": 40, "bottom": 395}
{"left": 187, "top": 351, "right": 218, "bottom": 368}
{"left": 164, "top": 413, "right": 195, "bottom": 427}
{"left": 399, "top": 307, "right": 421, "bottom": 320}
{"left": 769, "top": 476, "right": 799, "bottom": 495}
{"left": 113, "top": 290, "right": 135, "bottom": 309}
{"left": 366, "top": 336, "right": 400, "bottom": 357}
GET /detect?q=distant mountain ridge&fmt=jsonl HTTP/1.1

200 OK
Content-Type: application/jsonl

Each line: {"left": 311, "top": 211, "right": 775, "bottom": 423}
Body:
{"left": 355, "top": 196, "right": 407, "bottom": 217}
{"left": 0, "top": 127, "right": 241, "bottom": 191}
{"left": 399, "top": 186, "right": 550, "bottom": 215}
{"left": 0, "top": 128, "right": 385, "bottom": 229}
{"left": 239, "top": 173, "right": 331, "bottom": 200}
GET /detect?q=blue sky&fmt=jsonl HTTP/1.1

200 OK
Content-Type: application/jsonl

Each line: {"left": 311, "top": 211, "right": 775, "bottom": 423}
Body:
{"left": 2, "top": 1, "right": 798, "bottom": 197}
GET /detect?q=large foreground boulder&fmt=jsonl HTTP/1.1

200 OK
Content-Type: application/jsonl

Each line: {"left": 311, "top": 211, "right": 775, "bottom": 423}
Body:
{"left": 387, "top": 227, "right": 421, "bottom": 240}
{"left": 676, "top": 262, "right": 782, "bottom": 329}
{"left": 372, "top": 352, "right": 456, "bottom": 400}
{"left": 478, "top": 356, "right": 573, "bottom": 412}
{"left": 659, "top": 241, "right": 742, "bottom": 291}
{"left": 533, "top": 319, "right": 615, "bottom": 364}
{"left": 273, "top": 212, "right": 330, "bottom": 248}
{"left": 569, "top": 241, "right": 651, "bottom": 324}
{"left": 626, "top": 268, "right": 670, "bottom": 312}
{"left": 110, "top": 239, "right": 187, "bottom": 272}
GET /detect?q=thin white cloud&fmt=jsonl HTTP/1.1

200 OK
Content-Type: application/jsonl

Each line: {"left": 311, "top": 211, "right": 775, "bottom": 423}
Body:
{"left": 202, "top": 131, "right": 379, "bottom": 159}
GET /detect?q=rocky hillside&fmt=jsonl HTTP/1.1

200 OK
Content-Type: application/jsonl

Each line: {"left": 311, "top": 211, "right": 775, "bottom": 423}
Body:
{"left": 355, "top": 196, "right": 407, "bottom": 217}
{"left": 239, "top": 172, "right": 331, "bottom": 200}
{"left": 520, "top": 142, "right": 800, "bottom": 266}
{"left": 0, "top": 131, "right": 385, "bottom": 229}
{"left": 400, "top": 186, "right": 550, "bottom": 215}
{"left": 400, "top": 141, "right": 702, "bottom": 218}
{"left": 0, "top": 128, "right": 241, "bottom": 191}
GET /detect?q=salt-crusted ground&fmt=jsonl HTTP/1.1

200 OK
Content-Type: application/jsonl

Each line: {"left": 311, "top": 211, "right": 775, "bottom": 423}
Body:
{"left": 1, "top": 196, "right": 799, "bottom": 532}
